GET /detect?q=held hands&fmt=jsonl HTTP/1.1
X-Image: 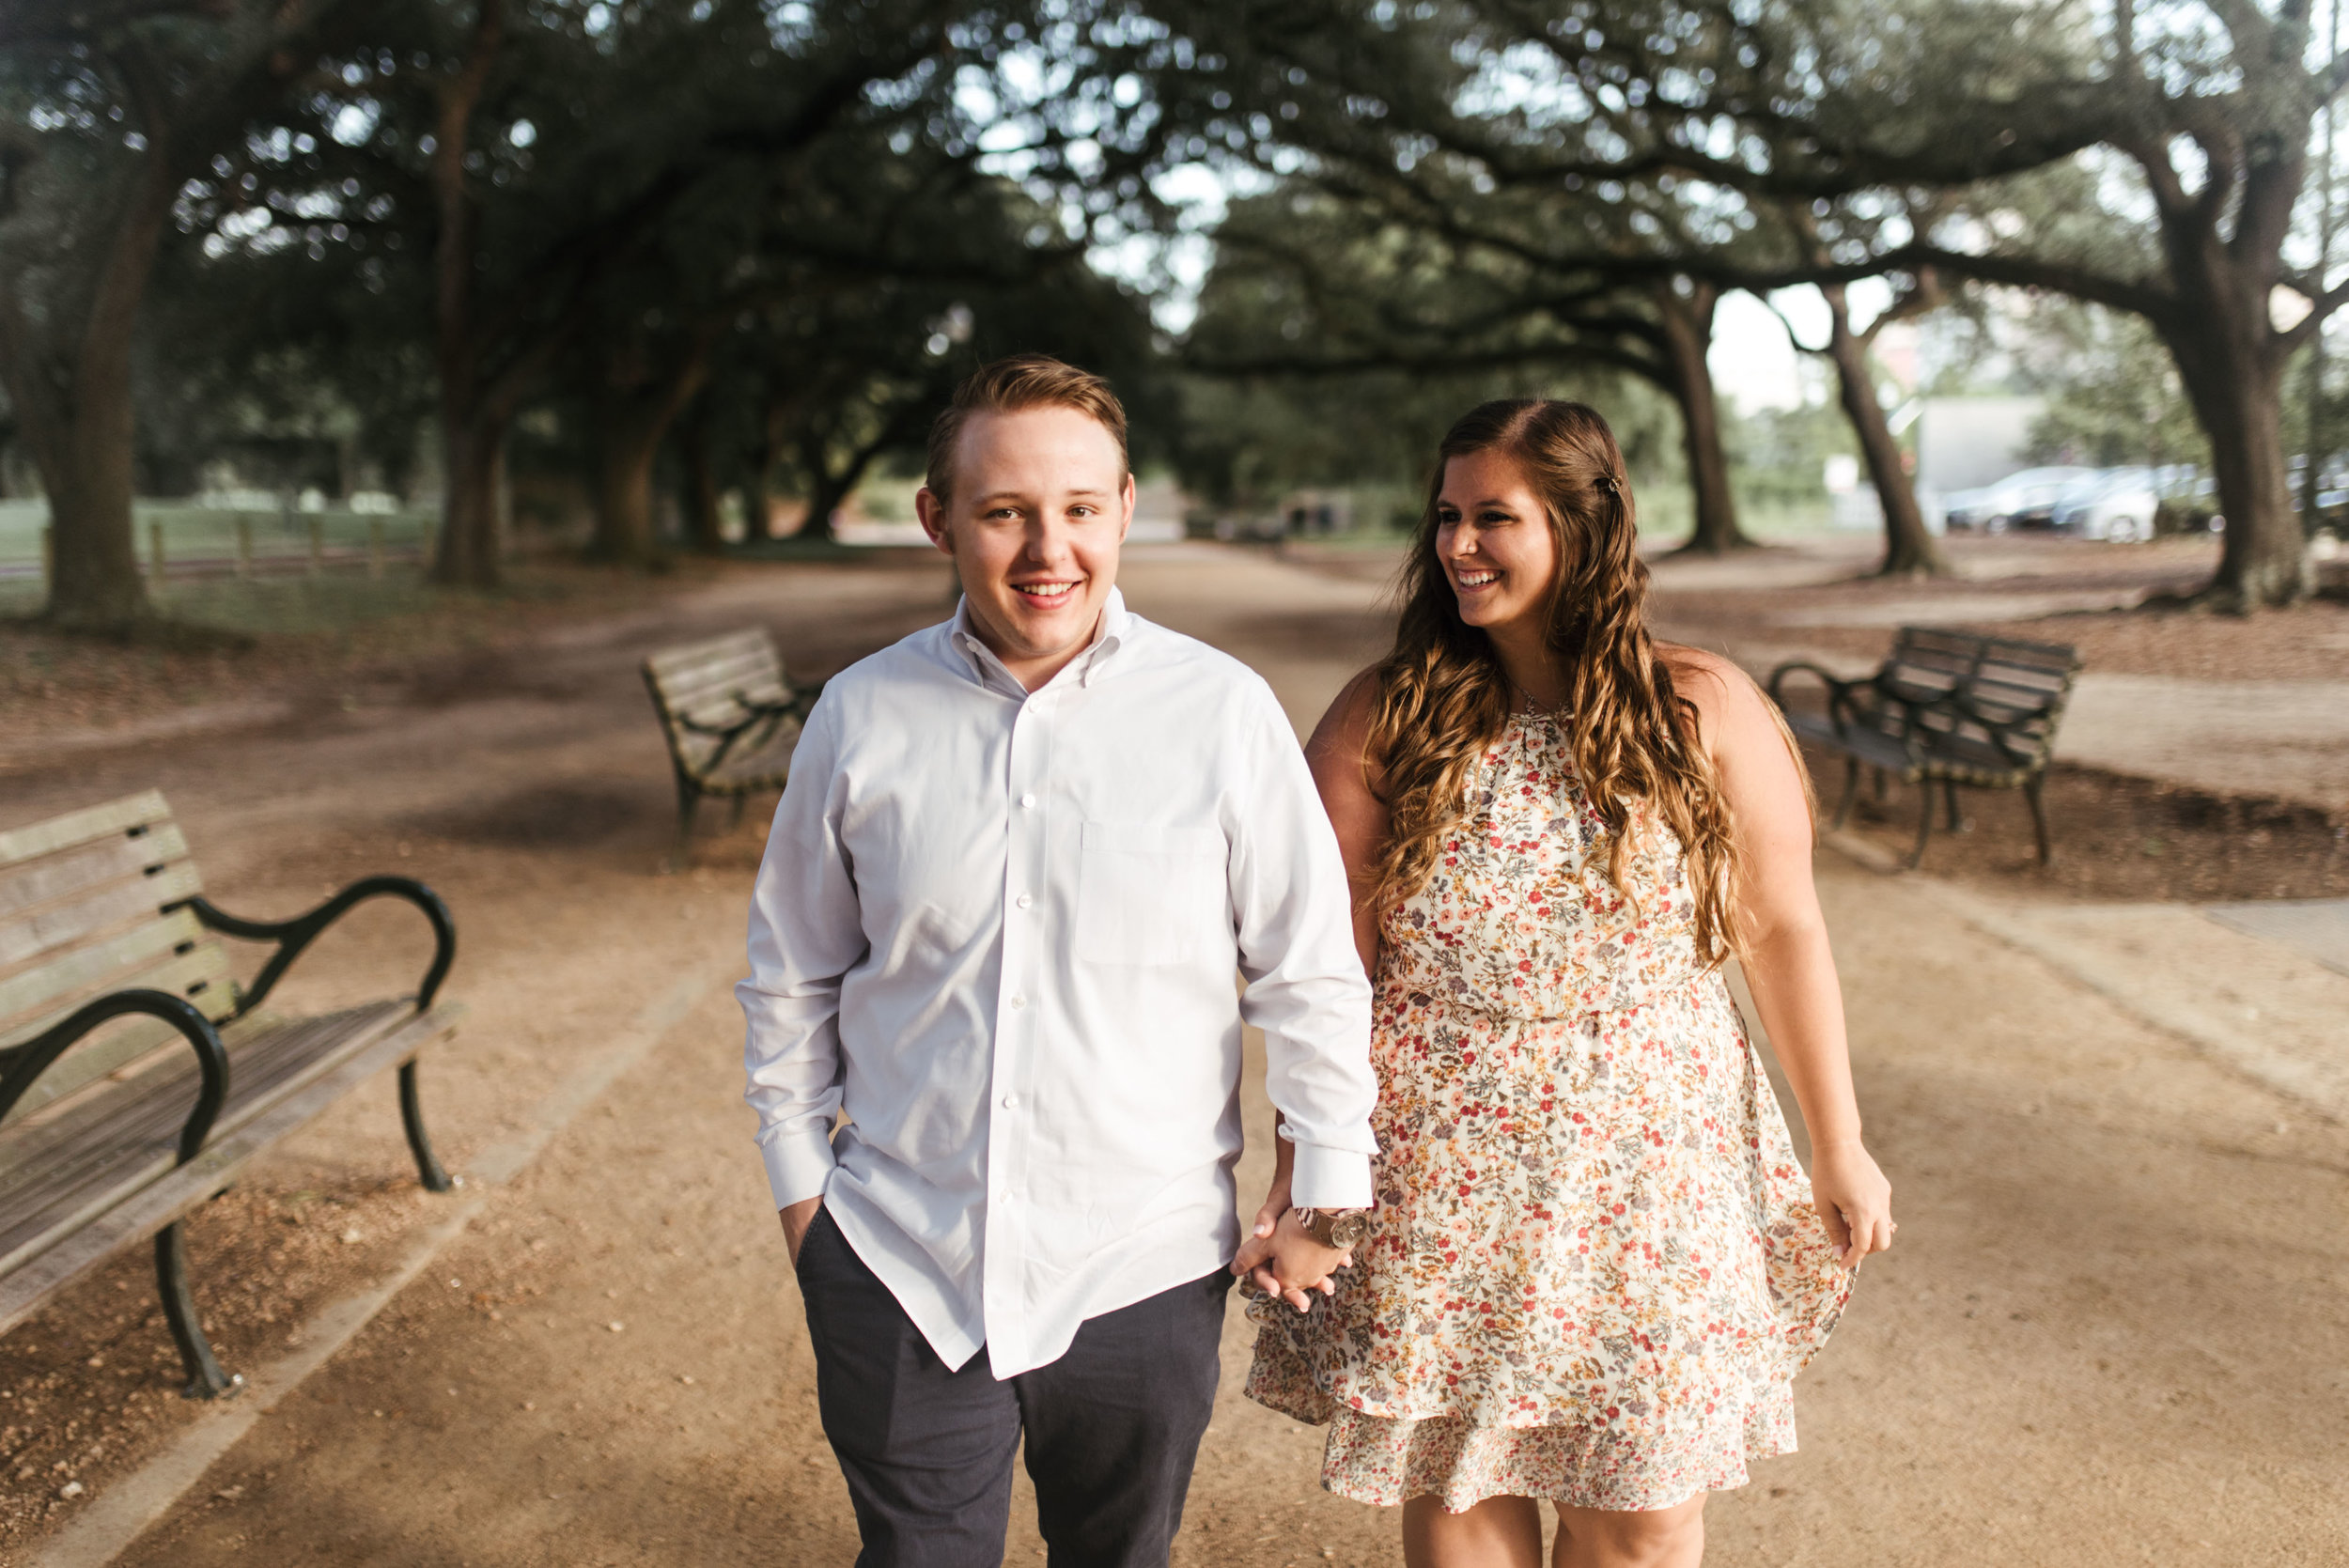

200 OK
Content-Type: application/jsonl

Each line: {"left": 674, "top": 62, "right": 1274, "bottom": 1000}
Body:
{"left": 1810, "top": 1139, "right": 1895, "bottom": 1270}
{"left": 1230, "top": 1187, "right": 1352, "bottom": 1312}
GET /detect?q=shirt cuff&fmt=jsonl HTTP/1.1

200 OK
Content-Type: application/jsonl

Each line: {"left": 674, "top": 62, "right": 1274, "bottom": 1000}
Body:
{"left": 1287, "top": 1140, "right": 1373, "bottom": 1210}
{"left": 760, "top": 1127, "right": 838, "bottom": 1210}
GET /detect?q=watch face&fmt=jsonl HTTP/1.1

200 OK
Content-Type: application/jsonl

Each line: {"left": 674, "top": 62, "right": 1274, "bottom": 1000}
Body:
{"left": 1330, "top": 1210, "right": 1373, "bottom": 1248}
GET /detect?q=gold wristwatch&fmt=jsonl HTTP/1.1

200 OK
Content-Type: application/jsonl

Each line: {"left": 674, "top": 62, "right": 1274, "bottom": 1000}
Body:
{"left": 1294, "top": 1206, "right": 1373, "bottom": 1249}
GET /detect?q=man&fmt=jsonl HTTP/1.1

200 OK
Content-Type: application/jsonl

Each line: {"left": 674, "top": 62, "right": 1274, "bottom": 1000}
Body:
{"left": 739, "top": 354, "right": 1377, "bottom": 1568}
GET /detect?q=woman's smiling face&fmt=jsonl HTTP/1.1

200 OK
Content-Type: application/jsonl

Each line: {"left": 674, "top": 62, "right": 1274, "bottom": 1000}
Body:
{"left": 1434, "top": 447, "right": 1561, "bottom": 634}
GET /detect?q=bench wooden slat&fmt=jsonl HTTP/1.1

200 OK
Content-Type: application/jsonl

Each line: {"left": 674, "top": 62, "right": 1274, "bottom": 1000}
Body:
{"left": 646, "top": 639, "right": 773, "bottom": 688}
{"left": 0, "top": 823, "right": 195, "bottom": 924}
{"left": 0, "top": 908, "right": 211, "bottom": 1033}
{"left": 651, "top": 639, "right": 776, "bottom": 681}
{"left": 645, "top": 626, "right": 768, "bottom": 664}
{"left": 0, "top": 1017, "right": 179, "bottom": 1128}
{"left": 0, "top": 1001, "right": 464, "bottom": 1338}
{"left": 0, "top": 1007, "right": 407, "bottom": 1260}
{"left": 645, "top": 627, "right": 768, "bottom": 666}
{"left": 0, "top": 1002, "right": 415, "bottom": 1275}
{"left": 671, "top": 671, "right": 792, "bottom": 707}
{"left": 0, "top": 943, "right": 236, "bottom": 1058}
{"left": 656, "top": 659, "right": 787, "bottom": 708}
{"left": 0, "top": 862, "right": 204, "bottom": 974}
{"left": 0, "top": 790, "right": 173, "bottom": 869}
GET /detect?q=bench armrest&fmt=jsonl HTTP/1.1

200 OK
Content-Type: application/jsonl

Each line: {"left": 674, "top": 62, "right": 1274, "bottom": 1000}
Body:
{"left": 675, "top": 681, "right": 822, "bottom": 771}
{"left": 1766, "top": 660, "right": 1874, "bottom": 737}
{"left": 1944, "top": 686, "right": 2062, "bottom": 735}
{"left": 187, "top": 877, "right": 456, "bottom": 1022}
{"left": 0, "top": 990, "right": 230, "bottom": 1166}
{"left": 1882, "top": 683, "right": 2061, "bottom": 768}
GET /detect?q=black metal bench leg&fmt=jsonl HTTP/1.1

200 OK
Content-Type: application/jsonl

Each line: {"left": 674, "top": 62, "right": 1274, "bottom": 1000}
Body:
{"left": 399, "top": 1058, "right": 456, "bottom": 1192}
{"left": 1904, "top": 784, "right": 1935, "bottom": 869}
{"left": 1831, "top": 757, "right": 1860, "bottom": 830}
{"left": 155, "top": 1222, "right": 240, "bottom": 1400}
{"left": 667, "top": 782, "right": 701, "bottom": 872}
{"left": 2025, "top": 774, "right": 2055, "bottom": 865}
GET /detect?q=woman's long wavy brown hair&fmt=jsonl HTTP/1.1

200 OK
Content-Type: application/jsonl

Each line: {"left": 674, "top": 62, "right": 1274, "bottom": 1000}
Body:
{"left": 1368, "top": 399, "right": 1746, "bottom": 964}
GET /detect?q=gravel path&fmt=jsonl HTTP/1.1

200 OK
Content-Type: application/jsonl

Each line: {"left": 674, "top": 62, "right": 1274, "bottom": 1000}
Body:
{"left": 5, "top": 545, "right": 2343, "bottom": 1567}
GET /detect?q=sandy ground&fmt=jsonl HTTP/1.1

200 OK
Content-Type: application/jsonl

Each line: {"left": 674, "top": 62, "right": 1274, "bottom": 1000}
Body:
{"left": 2, "top": 544, "right": 2346, "bottom": 1566}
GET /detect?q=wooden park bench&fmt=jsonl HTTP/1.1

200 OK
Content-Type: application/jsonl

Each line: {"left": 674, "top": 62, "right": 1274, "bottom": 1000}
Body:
{"left": 642, "top": 628, "right": 821, "bottom": 866}
{"left": 1766, "top": 627, "right": 2083, "bottom": 869}
{"left": 0, "top": 791, "right": 463, "bottom": 1398}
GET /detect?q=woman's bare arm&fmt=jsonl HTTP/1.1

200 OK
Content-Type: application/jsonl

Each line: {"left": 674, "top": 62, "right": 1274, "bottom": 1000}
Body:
{"left": 1664, "top": 645, "right": 1894, "bottom": 1268}
{"left": 1305, "top": 669, "right": 1392, "bottom": 978}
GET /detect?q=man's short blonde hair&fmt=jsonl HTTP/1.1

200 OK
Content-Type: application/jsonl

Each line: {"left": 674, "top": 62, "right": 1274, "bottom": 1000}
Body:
{"left": 925, "top": 354, "right": 1128, "bottom": 502}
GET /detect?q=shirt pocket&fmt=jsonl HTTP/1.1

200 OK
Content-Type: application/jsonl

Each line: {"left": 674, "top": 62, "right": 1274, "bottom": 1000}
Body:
{"left": 1075, "top": 819, "right": 1228, "bottom": 966}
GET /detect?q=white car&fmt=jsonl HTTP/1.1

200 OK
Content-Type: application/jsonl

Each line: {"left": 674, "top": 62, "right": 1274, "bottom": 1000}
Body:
{"left": 1943, "top": 467, "right": 2101, "bottom": 532}
{"left": 2055, "top": 469, "right": 2161, "bottom": 542}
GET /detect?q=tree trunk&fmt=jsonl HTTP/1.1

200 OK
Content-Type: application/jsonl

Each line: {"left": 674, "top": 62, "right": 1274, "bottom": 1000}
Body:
{"left": 432, "top": 413, "right": 507, "bottom": 587}
{"left": 2160, "top": 314, "right": 2310, "bottom": 609}
{"left": 427, "top": 1, "right": 506, "bottom": 589}
{"left": 799, "top": 450, "right": 846, "bottom": 544}
{"left": 13, "top": 104, "right": 181, "bottom": 629}
{"left": 680, "top": 403, "right": 727, "bottom": 552}
{"left": 585, "top": 339, "right": 713, "bottom": 566}
{"left": 588, "top": 411, "right": 665, "bottom": 567}
{"left": 43, "top": 405, "right": 149, "bottom": 629}
{"left": 1651, "top": 282, "right": 1752, "bottom": 554}
{"left": 1821, "top": 285, "right": 1947, "bottom": 577}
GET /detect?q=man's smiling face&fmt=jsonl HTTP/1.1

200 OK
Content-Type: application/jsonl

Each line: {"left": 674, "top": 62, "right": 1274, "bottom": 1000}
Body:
{"left": 916, "top": 404, "right": 1133, "bottom": 690}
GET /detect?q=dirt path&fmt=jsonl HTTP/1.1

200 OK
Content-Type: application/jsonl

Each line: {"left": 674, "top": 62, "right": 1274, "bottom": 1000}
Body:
{"left": 5, "top": 545, "right": 2346, "bottom": 1566}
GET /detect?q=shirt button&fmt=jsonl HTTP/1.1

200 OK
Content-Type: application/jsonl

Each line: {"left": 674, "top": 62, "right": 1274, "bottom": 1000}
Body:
{"left": 1009, "top": 993, "right": 1027, "bottom": 1010}
{"left": 1015, "top": 893, "right": 1034, "bottom": 910}
{"left": 1001, "top": 1094, "right": 1020, "bottom": 1110}
{"left": 1019, "top": 793, "right": 1036, "bottom": 810}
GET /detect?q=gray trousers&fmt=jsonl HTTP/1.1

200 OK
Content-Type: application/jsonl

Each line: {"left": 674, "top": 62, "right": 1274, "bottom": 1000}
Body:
{"left": 796, "top": 1207, "right": 1230, "bottom": 1568}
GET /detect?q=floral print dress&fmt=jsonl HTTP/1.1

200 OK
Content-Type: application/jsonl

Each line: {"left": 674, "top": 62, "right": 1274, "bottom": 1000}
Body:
{"left": 1246, "top": 711, "right": 1850, "bottom": 1514}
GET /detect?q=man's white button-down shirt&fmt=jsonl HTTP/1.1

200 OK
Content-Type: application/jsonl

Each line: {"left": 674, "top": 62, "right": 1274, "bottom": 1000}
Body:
{"left": 739, "top": 590, "right": 1377, "bottom": 1378}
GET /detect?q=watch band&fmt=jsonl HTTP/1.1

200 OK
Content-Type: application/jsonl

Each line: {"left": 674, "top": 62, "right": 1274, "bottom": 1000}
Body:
{"left": 1294, "top": 1206, "right": 1373, "bottom": 1250}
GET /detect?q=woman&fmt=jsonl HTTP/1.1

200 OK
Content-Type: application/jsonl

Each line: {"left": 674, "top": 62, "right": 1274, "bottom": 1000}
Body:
{"left": 1236, "top": 400, "right": 1893, "bottom": 1568}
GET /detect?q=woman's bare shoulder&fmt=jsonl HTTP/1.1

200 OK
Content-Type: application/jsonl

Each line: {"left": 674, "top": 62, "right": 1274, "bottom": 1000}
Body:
{"left": 1654, "top": 642, "right": 1756, "bottom": 711}
{"left": 1308, "top": 666, "right": 1388, "bottom": 781}
{"left": 1654, "top": 642, "right": 1786, "bottom": 762}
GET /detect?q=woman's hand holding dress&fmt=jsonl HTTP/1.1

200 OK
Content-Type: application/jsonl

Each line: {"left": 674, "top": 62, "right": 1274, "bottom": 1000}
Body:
{"left": 1672, "top": 649, "right": 1897, "bottom": 1270}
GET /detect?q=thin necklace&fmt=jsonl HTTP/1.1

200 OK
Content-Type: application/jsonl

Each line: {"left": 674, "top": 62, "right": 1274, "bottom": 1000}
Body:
{"left": 1509, "top": 682, "right": 1562, "bottom": 718}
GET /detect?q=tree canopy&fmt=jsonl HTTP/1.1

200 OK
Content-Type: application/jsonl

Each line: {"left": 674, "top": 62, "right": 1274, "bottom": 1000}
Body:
{"left": 7, "top": 1, "right": 2347, "bottom": 622}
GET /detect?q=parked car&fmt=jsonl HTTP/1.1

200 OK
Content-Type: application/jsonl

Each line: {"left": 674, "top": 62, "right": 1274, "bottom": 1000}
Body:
{"left": 2012, "top": 470, "right": 2118, "bottom": 530}
{"left": 1942, "top": 466, "right": 2101, "bottom": 532}
{"left": 2055, "top": 468, "right": 2161, "bottom": 542}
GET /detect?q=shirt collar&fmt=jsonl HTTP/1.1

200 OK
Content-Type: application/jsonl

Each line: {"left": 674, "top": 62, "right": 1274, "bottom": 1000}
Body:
{"left": 950, "top": 587, "right": 1133, "bottom": 693}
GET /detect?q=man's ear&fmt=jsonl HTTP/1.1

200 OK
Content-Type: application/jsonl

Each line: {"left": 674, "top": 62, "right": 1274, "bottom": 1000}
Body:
{"left": 914, "top": 486, "right": 956, "bottom": 555}
{"left": 1116, "top": 471, "right": 1136, "bottom": 541}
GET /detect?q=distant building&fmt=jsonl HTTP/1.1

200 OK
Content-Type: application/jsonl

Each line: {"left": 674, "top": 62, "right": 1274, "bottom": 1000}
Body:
{"left": 1913, "top": 396, "right": 2046, "bottom": 526}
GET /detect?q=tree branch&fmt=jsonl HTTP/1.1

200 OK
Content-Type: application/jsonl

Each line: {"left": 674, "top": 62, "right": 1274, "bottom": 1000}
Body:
{"left": 1882, "top": 241, "right": 2174, "bottom": 321}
